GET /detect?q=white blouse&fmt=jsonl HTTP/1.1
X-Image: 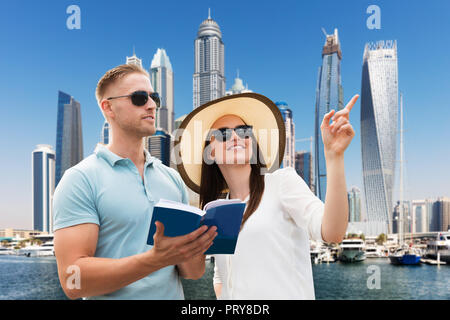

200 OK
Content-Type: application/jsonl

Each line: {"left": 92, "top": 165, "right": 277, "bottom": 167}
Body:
{"left": 213, "top": 167, "right": 325, "bottom": 300}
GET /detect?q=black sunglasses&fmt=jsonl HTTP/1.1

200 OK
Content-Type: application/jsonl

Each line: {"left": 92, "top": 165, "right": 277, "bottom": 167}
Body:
{"left": 107, "top": 91, "right": 160, "bottom": 108}
{"left": 210, "top": 125, "right": 253, "bottom": 142}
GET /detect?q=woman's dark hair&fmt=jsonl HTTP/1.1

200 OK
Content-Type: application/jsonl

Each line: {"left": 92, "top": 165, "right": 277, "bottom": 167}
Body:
{"left": 199, "top": 128, "right": 266, "bottom": 229}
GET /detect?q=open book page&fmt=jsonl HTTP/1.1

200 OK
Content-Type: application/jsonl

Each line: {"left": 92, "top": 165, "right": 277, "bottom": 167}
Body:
{"left": 203, "top": 198, "right": 245, "bottom": 212}
{"left": 156, "top": 199, "right": 205, "bottom": 216}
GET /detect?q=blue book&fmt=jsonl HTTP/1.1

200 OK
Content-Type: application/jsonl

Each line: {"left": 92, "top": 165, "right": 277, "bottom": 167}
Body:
{"left": 147, "top": 198, "right": 246, "bottom": 254}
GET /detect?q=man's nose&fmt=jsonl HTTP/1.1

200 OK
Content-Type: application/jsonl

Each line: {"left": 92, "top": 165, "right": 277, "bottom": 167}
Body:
{"left": 145, "top": 96, "right": 157, "bottom": 110}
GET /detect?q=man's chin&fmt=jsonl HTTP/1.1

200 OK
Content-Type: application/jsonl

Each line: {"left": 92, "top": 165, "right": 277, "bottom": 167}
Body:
{"left": 142, "top": 127, "right": 156, "bottom": 137}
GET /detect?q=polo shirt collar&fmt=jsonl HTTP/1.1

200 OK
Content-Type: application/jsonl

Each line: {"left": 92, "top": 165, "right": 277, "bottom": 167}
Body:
{"left": 94, "top": 144, "right": 155, "bottom": 167}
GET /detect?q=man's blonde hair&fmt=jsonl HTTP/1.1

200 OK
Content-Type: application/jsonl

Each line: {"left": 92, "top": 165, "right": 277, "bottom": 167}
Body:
{"left": 95, "top": 64, "right": 149, "bottom": 106}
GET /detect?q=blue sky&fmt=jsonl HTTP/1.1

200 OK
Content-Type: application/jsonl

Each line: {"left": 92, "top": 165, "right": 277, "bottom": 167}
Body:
{"left": 0, "top": 0, "right": 449, "bottom": 228}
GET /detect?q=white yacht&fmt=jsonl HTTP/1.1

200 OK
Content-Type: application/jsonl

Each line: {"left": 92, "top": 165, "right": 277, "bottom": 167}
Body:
{"left": 19, "top": 241, "right": 54, "bottom": 257}
{"left": 310, "top": 241, "right": 329, "bottom": 264}
{"left": 338, "top": 239, "right": 366, "bottom": 262}
{"left": 424, "top": 232, "right": 450, "bottom": 263}
{"left": 0, "top": 247, "right": 15, "bottom": 255}
{"left": 365, "top": 245, "right": 383, "bottom": 258}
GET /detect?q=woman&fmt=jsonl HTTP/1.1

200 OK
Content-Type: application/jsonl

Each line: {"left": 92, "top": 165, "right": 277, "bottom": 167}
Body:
{"left": 175, "top": 92, "right": 359, "bottom": 299}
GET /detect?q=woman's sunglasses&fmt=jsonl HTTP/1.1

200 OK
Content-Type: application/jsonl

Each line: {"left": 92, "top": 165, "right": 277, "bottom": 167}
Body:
{"left": 210, "top": 125, "right": 253, "bottom": 142}
{"left": 107, "top": 91, "right": 160, "bottom": 108}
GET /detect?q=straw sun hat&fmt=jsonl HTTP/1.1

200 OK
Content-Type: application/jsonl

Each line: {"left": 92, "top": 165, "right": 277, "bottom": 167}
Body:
{"left": 174, "top": 93, "right": 286, "bottom": 194}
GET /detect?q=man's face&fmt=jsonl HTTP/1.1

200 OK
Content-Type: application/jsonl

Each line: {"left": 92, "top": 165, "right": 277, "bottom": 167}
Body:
{"left": 102, "top": 72, "right": 157, "bottom": 138}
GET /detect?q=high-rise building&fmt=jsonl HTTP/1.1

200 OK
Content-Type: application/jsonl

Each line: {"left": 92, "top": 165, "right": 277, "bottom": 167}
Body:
{"left": 276, "top": 102, "right": 295, "bottom": 168}
{"left": 193, "top": 9, "right": 225, "bottom": 109}
{"left": 314, "top": 28, "right": 344, "bottom": 201}
{"left": 348, "top": 187, "right": 362, "bottom": 222}
{"left": 392, "top": 200, "right": 411, "bottom": 234}
{"left": 126, "top": 48, "right": 143, "bottom": 68}
{"left": 411, "top": 200, "right": 428, "bottom": 233}
{"left": 101, "top": 121, "right": 110, "bottom": 145}
{"left": 150, "top": 48, "right": 174, "bottom": 134}
{"left": 55, "top": 91, "right": 83, "bottom": 186}
{"left": 225, "top": 71, "right": 252, "bottom": 95}
{"left": 360, "top": 40, "right": 398, "bottom": 234}
{"left": 145, "top": 129, "right": 171, "bottom": 166}
{"left": 425, "top": 198, "right": 436, "bottom": 232}
{"left": 32, "top": 144, "right": 55, "bottom": 233}
{"left": 295, "top": 151, "right": 313, "bottom": 191}
{"left": 433, "top": 197, "right": 450, "bottom": 232}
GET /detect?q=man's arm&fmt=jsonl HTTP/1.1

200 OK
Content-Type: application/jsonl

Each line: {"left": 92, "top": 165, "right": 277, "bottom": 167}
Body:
{"left": 55, "top": 222, "right": 217, "bottom": 300}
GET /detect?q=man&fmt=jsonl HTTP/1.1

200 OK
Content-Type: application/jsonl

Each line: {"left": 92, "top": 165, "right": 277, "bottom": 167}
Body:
{"left": 53, "top": 64, "right": 217, "bottom": 300}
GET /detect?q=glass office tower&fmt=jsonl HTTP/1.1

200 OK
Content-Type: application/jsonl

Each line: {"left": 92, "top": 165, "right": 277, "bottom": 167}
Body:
{"left": 150, "top": 48, "right": 174, "bottom": 134}
{"left": 360, "top": 40, "right": 398, "bottom": 234}
{"left": 55, "top": 91, "right": 83, "bottom": 186}
{"left": 32, "top": 144, "right": 55, "bottom": 232}
{"left": 314, "top": 28, "right": 344, "bottom": 201}
{"left": 276, "top": 102, "right": 295, "bottom": 168}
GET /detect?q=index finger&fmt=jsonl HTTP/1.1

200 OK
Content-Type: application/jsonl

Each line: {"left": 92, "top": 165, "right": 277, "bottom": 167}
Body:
{"left": 345, "top": 94, "right": 359, "bottom": 112}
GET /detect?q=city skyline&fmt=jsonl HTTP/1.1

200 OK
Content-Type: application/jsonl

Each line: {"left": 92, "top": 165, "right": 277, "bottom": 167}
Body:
{"left": 1, "top": 0, "right": 449, "bottom": 229}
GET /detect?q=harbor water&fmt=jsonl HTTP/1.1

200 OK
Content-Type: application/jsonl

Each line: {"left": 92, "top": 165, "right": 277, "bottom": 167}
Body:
{"left": 0, "top": 255, "right": 448, "bottom": 300}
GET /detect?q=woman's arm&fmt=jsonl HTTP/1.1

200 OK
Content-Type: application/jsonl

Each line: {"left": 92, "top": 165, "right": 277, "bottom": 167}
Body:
{"left": 320, "top": 95, "right": 359, "bottom": 243}
{"left": 177, "top": 255, "right": 207, "bottom": 280}
{"left": 322, "top": 154, "right": 348, "bottom": 243}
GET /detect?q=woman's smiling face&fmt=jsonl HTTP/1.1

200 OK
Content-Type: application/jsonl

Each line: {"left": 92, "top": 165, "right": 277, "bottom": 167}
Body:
{"left": 208, "top": 115, "right": 253, "bottom": 165}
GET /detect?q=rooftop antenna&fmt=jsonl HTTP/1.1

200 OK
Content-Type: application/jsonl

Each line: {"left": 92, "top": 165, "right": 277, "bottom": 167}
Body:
{"left": 133, "top": 45, "right": 136, "bottom": 56}
{"left": 321, "top": 27, "right": 328, "bottom": 37}
{"left": 237, "top": 68, "right": 240, "bottom": 78}
{"left": 208, "top": 8, "right": 211, "bottom": 19}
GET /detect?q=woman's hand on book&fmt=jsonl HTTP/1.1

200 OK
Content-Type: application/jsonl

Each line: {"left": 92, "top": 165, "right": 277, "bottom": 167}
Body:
{"left": 151, "top": 222, "right": 218, "bottom": 267}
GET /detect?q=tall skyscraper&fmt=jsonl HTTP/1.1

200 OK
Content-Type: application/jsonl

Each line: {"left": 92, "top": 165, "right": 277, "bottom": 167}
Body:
{"left": 411, "top": 200, "right": 428, "bottom": 233}
{"left": 32, "top": 144, "right": 55, "bottom": 233}
{"left": 193, "top": 9, "right": 225, "bottom": 109}
{"left": 392, "top": 200, "right": 411, "bottom": 234}
{"left": 314, "top": 28, "right": 344, "bottom": 201}
{"left": 126, "top": 48, "right": 143, "bottom": 68}
{"left": 360, "top": 40, "right": 398, "bottom": 234}
{"left": 101, "top": 121, "right": 110, "bottom": 145}
{"left": 150, "top": 48, "right": 174, "bottom": 134}
{"left": 434, "top": 197, "right": 450, "bottom": 232}
{"left": 276, "top": 102, "right": 295, "bottom": 168}
{"left": 55, "top": 91, "right": 83, "bottom": 186}
{"left": 295, "top": 151, "right": 313, "bottom": 191}
{"left": 348, "top": 187, "right": 362, "bottom": 222}
{"left": 145, "top": 129, "right": 171, "bottom": 167}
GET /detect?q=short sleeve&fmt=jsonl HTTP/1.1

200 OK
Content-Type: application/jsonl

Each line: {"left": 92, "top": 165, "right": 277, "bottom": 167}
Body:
{"left": 277, "top": 167, "right": 324, "bottom": 241}
{"left": 52, "top": 168, "right": 100, "bottom": 231}
{"left": 213, "top": 260, "right": 222, "bottom": 285}
{"left": 174, "top": 171, "right": 190, "bottom": 205}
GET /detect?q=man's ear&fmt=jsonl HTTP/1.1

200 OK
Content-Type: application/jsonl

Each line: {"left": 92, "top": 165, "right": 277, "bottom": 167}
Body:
{"left": 101, "top": 99, "right": 114, "bottom": 120}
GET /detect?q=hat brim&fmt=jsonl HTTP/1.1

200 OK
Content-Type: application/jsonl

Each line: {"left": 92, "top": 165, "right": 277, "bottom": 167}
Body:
{"left": 174, "top": 93, "right": 286, "bottom": 194}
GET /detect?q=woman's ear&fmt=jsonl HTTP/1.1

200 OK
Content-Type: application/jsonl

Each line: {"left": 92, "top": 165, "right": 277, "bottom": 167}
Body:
{"left": 203, "top": 143, "right": 215, "bottom": 165}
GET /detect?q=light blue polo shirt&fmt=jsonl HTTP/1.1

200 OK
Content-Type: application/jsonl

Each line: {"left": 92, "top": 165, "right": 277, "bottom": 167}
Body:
{"left": 53, "top": 144, "right": 189, "bottom": 300}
